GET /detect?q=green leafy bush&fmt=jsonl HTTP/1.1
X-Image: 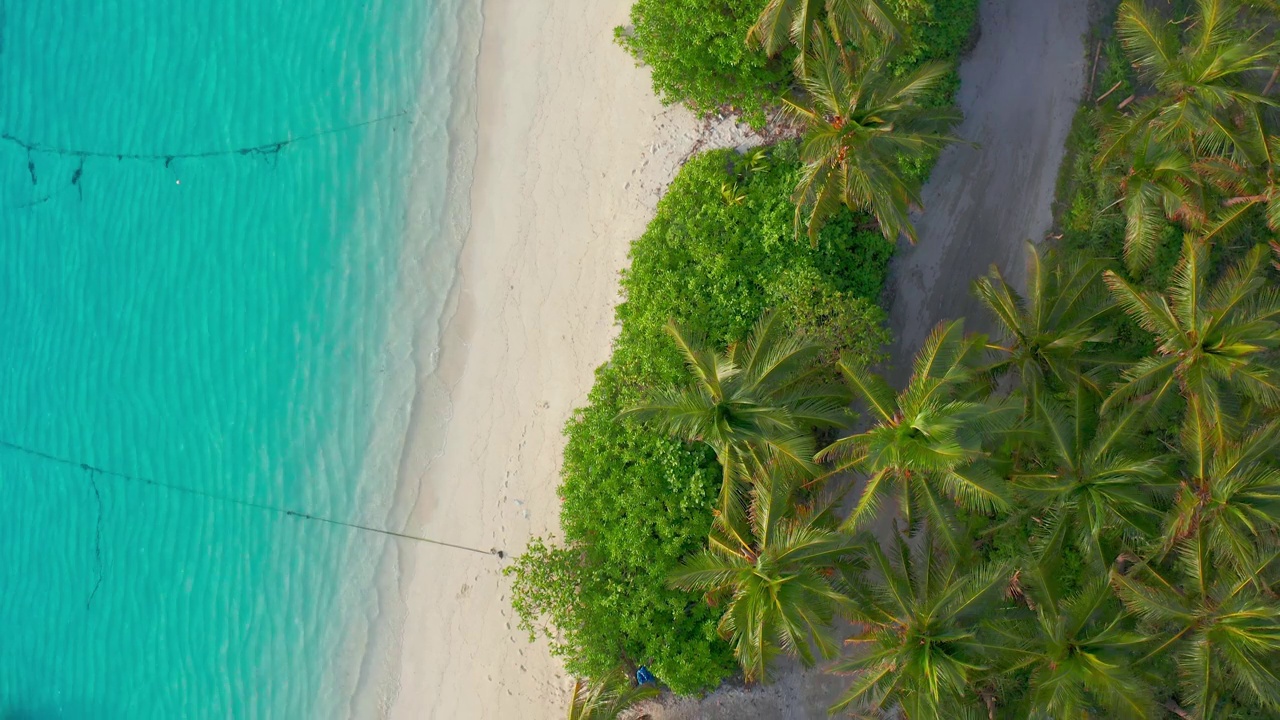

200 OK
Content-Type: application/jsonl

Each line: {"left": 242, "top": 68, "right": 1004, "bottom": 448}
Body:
{"left": 507, "top": 144, "right": 892, "bottom": 693}
{"left": 614, "top": 0, "right": 790, "bottom": 129}
{"left": 885, "top": 0, "right": 979, "bottom": 87}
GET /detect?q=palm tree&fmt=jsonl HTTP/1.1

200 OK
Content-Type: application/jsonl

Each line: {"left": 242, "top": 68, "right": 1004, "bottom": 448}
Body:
{"left": 566, "top": 670, "right": 659, "bottom": 720}
{"left": 1103, "top": 239, "right": 1280, "bottom": 433}
{"left": 1098, "top": 0, "right": 1277, "bottom": 167}
{"left": 786, "top": 30, "right": 961, "bottom": 244}
{"left": 1112, "top": 538, "right": 1280, "bottom": 717}
{"left": 818, "top": 320, "right": 1016, "bottom": 552}
{"left": 748, "top": 0, "right": 900, "bottom": 68}
{"left": 973, "top": 242, "right": 1115, "bottom": 393}
{"left": 1195, "top": 109, "right": 1280, "bottom": 242}
{"left": 830, "top": 531, "right": 1008, "bottom": 718}
{"left": 1162, "top": 402, "right": 1280, "bottom": 574}
{"left": 986, "top": 554, "right": 1156, "bottom": 719}
{"left": 1013, "top": 381, "right": 1169, "bottom": 569}
{"left": 1113, "top": 129, "right": 1204, "bottom": 271}
{"left": 1096, "top": 0, "right": 1277, "bottom": 268}
{"left": 669, "top": 475, "right": 861, "bottom": 682}
{"left": 622, "top": 312, "right": 850, "bottom": 545}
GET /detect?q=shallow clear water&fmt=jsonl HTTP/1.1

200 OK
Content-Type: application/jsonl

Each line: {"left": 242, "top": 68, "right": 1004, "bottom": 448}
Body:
{"left": 0, "top": 1, "right": 477, "bottom": 717}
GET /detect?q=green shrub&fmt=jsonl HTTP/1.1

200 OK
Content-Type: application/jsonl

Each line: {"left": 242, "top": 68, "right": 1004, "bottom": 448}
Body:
{"left": 884, "top": 0, "right": 980, "bottom": 183}
{"left": 886, "top": 0, "right": 979, "bottom": 88}
{"left": 614, "top": 0, "right": 791, "bottom": 129}
{"left": 770, "top": 268, "right": 890, "bottom": 369}
{"left": 507, "top": 144, "right": 893, "bottom": 693}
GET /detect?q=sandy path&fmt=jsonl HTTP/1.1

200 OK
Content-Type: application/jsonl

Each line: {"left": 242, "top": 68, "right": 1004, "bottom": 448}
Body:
{"left": 381, "top": 1, "right": 757, "bottom": 718}
{"left": 649, "top": 0, "right": 1088, "bottom": 716}
{"left": 885, "top": 0, "right": 1089, "bottom": 384}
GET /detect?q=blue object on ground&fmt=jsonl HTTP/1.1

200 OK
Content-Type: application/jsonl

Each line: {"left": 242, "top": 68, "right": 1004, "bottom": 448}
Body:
{"left": 636, "top": 666, "right": 656, "bottom": 685}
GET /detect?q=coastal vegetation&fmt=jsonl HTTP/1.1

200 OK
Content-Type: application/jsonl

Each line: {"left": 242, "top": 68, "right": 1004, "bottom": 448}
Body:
{"left": 517, "top": 0, "right": 1280, "bottom": 717}
{"left": 787, "top": 29, "right": 961, "bottom": 242}
{"left": 615, "top": 0, "right": 789, "bottom": 129}
{"left": 616, "top": 0, "right": 977, "bottom": 130}
{"left": 631, "top": 237, "right": 1280, "bottom": 716}
{"left": 513, "top": 0, "right": 973, "bottom": 702}
{"left": 507, "top": 146, "right": 893, "bottom": 693}
{"left": 565, "top": 670, "right": 659, "bottom": 720}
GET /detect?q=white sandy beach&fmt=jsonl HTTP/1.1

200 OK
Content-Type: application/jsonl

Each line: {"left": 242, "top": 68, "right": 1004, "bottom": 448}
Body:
{"left": 384, "top": 0, "right": 756, "bottom": 717}
{"left": 378, "top": 1, "right": 1086, "bottom": 716}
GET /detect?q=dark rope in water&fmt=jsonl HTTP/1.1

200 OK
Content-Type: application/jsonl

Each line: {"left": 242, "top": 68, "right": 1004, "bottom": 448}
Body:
{"left": 86, "top": 469, "right": 104, "bottom": 610}
{"left": 0, "top": 438, "right": 504, "bottom": 559}
{"left": 4, "top": 111, "right": 411, "bottom": 208}
{"left": 1, "top": 109, "right": 411, "bottom": 164}
{"left": 13, "top": 191, "right": 56, "bottom": 209}
{"left": 7, "top": 160, "right": 94, "bottom": 209}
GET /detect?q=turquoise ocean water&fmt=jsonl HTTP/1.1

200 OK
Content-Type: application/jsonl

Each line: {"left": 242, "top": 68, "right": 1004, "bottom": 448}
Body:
{"left": 0, "top": 1, "right": 479, "bottom": 717}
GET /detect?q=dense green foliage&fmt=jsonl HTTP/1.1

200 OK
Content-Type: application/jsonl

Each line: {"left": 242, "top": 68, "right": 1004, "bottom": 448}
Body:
{"left": 616, "top": 0, "right": 977, "bottom": 130}
{"left": 615, "top": 0, "right": 790, "bottom": 129}
{"left": 655, "top": 233, "right": 1280, "bottom": 717}
{"left": 879, "top": 0, "right": 979, "bottom": 107}
{"left": 506, "top": 145, "right": 893, "bottom": 694}
{"left": 787, "top": 29, "right": 963, "bottom": 242}
{"left": 618, "top": 0, "right": 978, "bottom": 247}
{"left": 641, "top": 3, "right": 1280, "bottom": 716}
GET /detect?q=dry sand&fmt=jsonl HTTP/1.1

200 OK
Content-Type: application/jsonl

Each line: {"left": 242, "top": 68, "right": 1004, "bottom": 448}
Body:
{"left": 381, "top": 0, "right": 758, "bottom": 717}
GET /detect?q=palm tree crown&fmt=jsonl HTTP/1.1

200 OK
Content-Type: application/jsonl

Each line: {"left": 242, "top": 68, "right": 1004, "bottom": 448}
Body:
{"left": 1163, "top": 403, "right": 1280, "bottom": 574}
{"left": 1113, "top": 539, "right": 1280, "bottom": 717}
{"left": 748, "top": 0, "right": 900, "bottom": 68}
{"left": 974, "top": 242, "right": 1115, "bottom": 393}
{"left": 669, "top": 477, "right": 860, "bottom": 682}
{"left": 1014, "top": 382, "right": 1169, "bottom": 570}
{"left": 1095, "top": 0, "right": 1278, "bottom": 270}
{"left": 1102, "top": 0, "right": 1277, "bottom": 164}
{"left": 787, "top": 30, "right": 961, "bottom": 244}
{"left": 987, "top": 555, "right": 1156, "bottom": 719}
{"left": 1115, "top": 129, "right": 1204, "bottom": 271}
{"left": 819, "top": 320, "right": 1015, "bottom": 552}
{"left": 1103, "top": 239, "right": 1280, "bottom": 432}
{"left": 623, "top": 312, "right": 850, "bottom": 544}
{"left": 830, "top": 532, "right": 1008, "bottom": 717}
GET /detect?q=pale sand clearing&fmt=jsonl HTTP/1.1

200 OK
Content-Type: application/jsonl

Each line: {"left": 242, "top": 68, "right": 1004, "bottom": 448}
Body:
{"left": 384, "top": 0, "right": 759, "bottom": 717}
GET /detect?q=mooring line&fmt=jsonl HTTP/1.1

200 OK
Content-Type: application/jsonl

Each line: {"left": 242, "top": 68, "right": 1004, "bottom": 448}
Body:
{"left": 1, "top": 110, "right": 411, "bottom": 164}
{"left": 0, "top": 438, "right": 503, "bottom": 559}
{"left": 5, "top": 110, "right": 413, "bottom": 208}
{"left": 85, "top": 469, "right": 104, "bottom": 610}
